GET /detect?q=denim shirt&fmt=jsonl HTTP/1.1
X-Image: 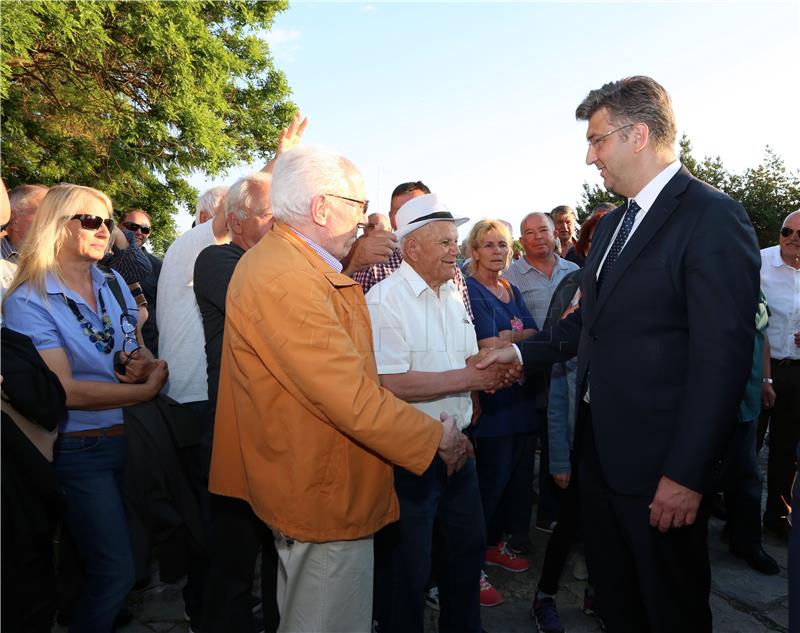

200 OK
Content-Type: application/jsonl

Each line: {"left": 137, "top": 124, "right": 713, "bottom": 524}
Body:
{"left": 4, "top": 266, "right": 137, "bottom": 433}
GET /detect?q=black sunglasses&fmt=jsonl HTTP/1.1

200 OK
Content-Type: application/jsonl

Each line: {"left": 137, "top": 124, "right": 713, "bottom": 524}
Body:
{"left": 71, "top": 214, "right": 114, "bottom": 232}
{"left": 780, "top": 227, "right": 800, "bottom": 239}
{"left": 121, "top": 221, "right": 151, "bottom": 235}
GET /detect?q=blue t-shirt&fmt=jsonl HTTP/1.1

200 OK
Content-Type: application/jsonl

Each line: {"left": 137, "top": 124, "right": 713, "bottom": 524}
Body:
{"left": 467, "top": 277, "right": 540, "bottom": 437}
{"left": 4, "top": 266, "right": 138, "bottom": 433}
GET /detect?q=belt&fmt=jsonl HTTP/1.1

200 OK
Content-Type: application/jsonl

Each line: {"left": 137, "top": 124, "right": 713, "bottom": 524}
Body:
{"left": 62, "top": 424, "right": 126, "bottom": 438}
{"left": 775, "top": 358, "right": 800, "bottom": 367}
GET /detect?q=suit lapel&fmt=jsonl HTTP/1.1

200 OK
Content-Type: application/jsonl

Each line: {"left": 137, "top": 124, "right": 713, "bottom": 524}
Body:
{"left": 589, "top": 167, "right": 693, "bottom": 321}
{"left": 581, "top": 204, "right": 623, "bottom": 319}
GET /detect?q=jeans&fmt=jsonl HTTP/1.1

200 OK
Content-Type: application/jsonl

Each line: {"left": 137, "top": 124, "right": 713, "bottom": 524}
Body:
{"left": 54, "top": 434, "right": 135, "bottom": 633}
{"left": 375, "top": 456, "right": 485, "bottom": 633}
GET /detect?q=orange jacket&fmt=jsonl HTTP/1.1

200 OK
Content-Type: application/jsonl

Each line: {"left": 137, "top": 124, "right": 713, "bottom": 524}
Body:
{"left": 209, "top": 223, "right": 443, "bottom": 542}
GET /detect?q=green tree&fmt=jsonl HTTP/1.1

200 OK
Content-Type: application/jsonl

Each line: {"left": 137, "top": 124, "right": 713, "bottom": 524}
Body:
{"left": 679, "top": 136, "right": 800, "bottom": 248}
{"left": 575, "top": 182, "right": 622, "bottom": 220}
{"left": 1, "top": 0, "right": 296, "bottom": 251}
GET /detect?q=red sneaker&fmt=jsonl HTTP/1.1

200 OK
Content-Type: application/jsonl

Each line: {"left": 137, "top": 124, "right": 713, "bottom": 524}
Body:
{"left": 485, "top": 540, "right": 530, "bottom": 572}
{"left": 480, "top": 570, "right": 504, "bottom": 607}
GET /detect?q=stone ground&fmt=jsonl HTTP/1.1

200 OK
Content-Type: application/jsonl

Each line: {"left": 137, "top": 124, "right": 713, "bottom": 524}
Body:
{"left": 56, "top": 455, "right": 789, "bottom": 633}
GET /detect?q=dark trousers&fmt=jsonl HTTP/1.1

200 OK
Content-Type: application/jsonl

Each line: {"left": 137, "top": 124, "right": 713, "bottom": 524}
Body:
{"left": 475, "top": 432, "right": 533, "bottom": 546}
{"left": 374, "top": 456, "right": 485, "bottom": 633}
{"left": 579, "top": 405, "right": 712, "bottom": 633}
{"left": 724, "top": 420, "right": 764, "bottom": 550}
{"left": 536, "top": 427, "right": 560, "bottom": 527}
{"left": 764, "top": 360, "right": 800, "bottom": 524}
{"left": 180, "top": 400, "right": 214, "bottom": 628}
{"left": 538, "top": 452, "right": 582, "bottom": 595}
{"left": 202, "top": 494, "right": 279, "bottom": 633}
{"left": 789, "top": 442, "right": 800, "bottom": 633}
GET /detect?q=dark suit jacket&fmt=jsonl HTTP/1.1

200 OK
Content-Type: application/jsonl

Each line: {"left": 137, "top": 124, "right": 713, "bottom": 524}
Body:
{"left": 521, "top": 166, "right": 760, "bottom": 497}
{"left": 140, "top": 250, "right": 162, "bottom": 356}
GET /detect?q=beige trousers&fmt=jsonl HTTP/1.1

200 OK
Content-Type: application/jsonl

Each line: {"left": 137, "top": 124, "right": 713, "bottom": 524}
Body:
{"left": 274, "top": 533, "right": 374, "bottom": 633}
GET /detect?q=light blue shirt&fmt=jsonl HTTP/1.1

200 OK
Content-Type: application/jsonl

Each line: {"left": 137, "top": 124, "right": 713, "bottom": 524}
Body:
{"left": 4, "top": 266, "right": 137, "bottom": 433}
{"left": 504, "top": 255, "right": 579, "bottom": 328}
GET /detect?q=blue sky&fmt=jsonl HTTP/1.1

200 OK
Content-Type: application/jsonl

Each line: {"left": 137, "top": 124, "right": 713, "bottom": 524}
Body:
{"left": 183, "top": 1, "right": 800, "bottom": 236}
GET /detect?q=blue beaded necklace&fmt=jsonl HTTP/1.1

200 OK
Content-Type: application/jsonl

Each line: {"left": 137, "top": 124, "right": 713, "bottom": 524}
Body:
{"left": 64, "top": 292, "right": 115, "bottom": 354}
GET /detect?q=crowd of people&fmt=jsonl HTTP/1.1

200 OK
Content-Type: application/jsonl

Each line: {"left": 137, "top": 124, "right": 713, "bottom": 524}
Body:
{"left": 1, "top": 75, "right": 798, "bottom": 633}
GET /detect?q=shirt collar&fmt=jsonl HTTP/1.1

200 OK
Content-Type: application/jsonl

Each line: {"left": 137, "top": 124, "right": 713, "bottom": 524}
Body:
{"left": 289, "top": 228, "right": 343, "bottom": 273}
{"left": 516, "top": 253, "right": 568, "bottom": 275}
{"left": 768, "top": 244, "right": 795, "bottom": 269}
{"left": 631, "top": 160, "right": 682, "bottom": 213}
{"left": 396, "top": 260, "right": 454, "bottom": 297}
{"left": 45, "top": 265, "right": 108, "bottom": 304}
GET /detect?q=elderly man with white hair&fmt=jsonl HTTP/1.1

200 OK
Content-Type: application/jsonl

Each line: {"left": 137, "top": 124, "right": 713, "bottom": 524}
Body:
{"left": 209, "top": 146, "right": 471, "bottom": 633}
{"left": 366, "top": 194, "right": 518, "bottom": 633}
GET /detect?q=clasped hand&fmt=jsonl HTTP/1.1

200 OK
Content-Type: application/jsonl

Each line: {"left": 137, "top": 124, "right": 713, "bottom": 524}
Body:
{"left": 436, "top": 412, "right": 474, "bottom": 476}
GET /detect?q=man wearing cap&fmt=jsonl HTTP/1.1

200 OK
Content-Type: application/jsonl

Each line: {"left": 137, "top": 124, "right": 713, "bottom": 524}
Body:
{"left": 366, "top": 193, "right": 516, "bottom": 633}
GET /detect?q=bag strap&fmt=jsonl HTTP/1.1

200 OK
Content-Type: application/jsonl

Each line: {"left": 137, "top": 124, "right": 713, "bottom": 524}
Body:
{"left": 97, "top": 264, "right": 128, "bottom": 313}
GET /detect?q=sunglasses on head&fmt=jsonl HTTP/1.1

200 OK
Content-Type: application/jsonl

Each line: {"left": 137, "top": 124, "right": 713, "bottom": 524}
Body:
{"left": 780, "top": 227, "right": 800, "bottom": 239}
{"left": 71, "top": 214, "right": 114, "bottom": 232}
{"left": 121, "top": 221, "right": 151, "bottom": 235}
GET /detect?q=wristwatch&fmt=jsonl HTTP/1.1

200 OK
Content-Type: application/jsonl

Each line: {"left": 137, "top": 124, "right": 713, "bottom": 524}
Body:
{"left": 762, "top": 377, "right": 774, "bottom": 384}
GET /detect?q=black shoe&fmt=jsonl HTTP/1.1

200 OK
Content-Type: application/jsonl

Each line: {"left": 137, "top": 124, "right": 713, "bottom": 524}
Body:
{"left": 730, "top": 545, "right": 781, "bottom": 575}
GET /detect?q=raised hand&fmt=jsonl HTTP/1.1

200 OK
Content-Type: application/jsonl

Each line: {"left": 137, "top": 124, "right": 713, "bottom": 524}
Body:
{"left": 342, "top": 229, "right": 398, "bottom": 275}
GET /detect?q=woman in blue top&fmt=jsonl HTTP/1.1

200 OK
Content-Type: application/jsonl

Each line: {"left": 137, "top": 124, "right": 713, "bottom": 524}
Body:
{"left": 4, "top": 184, "right": 168, "bottom": 633}
{"left": 465, "top": 219, "right": 539, "bottom": 606}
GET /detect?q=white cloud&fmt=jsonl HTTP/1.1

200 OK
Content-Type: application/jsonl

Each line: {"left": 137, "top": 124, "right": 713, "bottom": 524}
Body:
{"left": 362, "top": 4, "right": 377, "bottom": 13}
{"left": 264, "top": 28, "right": 302, "bottom": 62}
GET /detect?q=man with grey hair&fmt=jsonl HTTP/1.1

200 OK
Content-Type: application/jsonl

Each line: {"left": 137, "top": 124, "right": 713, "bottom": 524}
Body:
{"left": 194, "top": 171, "right": 278, "bottom": 633}
{"left": 209, "top": 146, "right": 470, "bottom": 633}
{"left": 486, "top": 75, "right": 760, "bottom": 632}
{"left": 2, "top": 184, "right": 48, "bottom": 261}
{"left": 551, "top": 205, "right": 579, "bottom": 259}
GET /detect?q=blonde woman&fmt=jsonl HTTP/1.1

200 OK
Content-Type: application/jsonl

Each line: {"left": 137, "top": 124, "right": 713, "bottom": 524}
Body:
{"left": 464, "top": 219, "right": 539, "bottom": 606}
{"left": 4, "top": 183, "right": 167, "bottom": 632}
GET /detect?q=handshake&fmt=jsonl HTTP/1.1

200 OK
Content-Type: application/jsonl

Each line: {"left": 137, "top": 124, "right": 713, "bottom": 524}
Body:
{"left": 464, "top": 345, "right": 523, "bottom": 393}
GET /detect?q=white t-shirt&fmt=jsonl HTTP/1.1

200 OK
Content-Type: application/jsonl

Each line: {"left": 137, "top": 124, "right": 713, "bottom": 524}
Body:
{"left": 366, "top": 261, "right": 478, "bottom": 430}
{"left": 157, "top": 220, "right": 229, "bottom": 403}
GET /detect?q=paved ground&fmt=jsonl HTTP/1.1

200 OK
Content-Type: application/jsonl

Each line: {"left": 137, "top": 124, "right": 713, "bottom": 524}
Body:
{"left": 59, "top": 455, "right": 789, "bottom": 633}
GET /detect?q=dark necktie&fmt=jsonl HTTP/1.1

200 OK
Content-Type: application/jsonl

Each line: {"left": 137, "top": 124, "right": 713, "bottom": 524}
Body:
{"left": 597, "top": 200, "right": 641, "bottom": 291}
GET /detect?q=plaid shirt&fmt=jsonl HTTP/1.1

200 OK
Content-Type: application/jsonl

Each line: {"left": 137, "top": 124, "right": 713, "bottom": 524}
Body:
{"left": 352, "top": 248, "right": 474, "bottom": 322}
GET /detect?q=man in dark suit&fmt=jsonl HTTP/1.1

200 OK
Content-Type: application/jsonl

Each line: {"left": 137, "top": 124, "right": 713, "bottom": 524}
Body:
{"left": 484, "top": 76, "right": 760, "bottom": 632}
{"left": 120, "top": 208, "right": 162, "bottom": 355}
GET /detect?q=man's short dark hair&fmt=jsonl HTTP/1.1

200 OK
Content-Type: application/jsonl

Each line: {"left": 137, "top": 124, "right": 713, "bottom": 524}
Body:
{"left": 551, "top": 205, "right": 577, "bottom": 220}
{"left": 119, "top": 207, "right": 152, "bottom": 224}
{"left": 390, "top": 181, "right": 431, "bottom": 200}
{"left": 575, "top": 76, "right": 677, "bottom": 151}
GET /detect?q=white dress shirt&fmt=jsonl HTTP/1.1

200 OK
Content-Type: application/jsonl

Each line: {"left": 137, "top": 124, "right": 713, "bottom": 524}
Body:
{"left": 761, "top": 244, "right": 800, "bottom": 360}
{"left": 366, "top": 261, "right": 478, "bottom": 430}
{"left": 596, "top": 160, "right": 682, "bottom": 276}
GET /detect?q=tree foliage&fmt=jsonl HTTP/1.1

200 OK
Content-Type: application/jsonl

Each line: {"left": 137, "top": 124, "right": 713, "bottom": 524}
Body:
{"left": 576, "top": 135, "right": 800, "bottom": 247}
{"left": 1, "top": 0, "right": 296, "bottom": 251}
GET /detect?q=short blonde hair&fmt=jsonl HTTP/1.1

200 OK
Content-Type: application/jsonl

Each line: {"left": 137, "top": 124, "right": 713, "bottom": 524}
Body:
{"left": 5, "top": 184, "right": 113, "bottom": 301}
{"left": 466, "top": 219, "right": 513, "bottom": 276}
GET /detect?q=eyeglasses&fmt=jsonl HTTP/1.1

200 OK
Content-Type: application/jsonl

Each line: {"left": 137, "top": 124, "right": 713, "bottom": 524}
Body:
{"left": 588, "top": 124, "right": 634, "bottom": 148}
{"left": 326, "top": 193, "right": 369, "bottom": 216}
{"left": 781, "top": 227, "right": 800, "bottom": 239}
{"left": 114, "top": 312, "right": 142, "bottom": 375}
{"left": 121, "top": 221, "right": 151, "bottom": 235}
{"left": 71, "top": 214, "right": 114, "bottom": 232}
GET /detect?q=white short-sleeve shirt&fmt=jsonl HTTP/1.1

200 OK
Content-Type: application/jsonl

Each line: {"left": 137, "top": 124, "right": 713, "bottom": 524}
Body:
{"left": 157, "top": 220, "right": 229, "bottom": 403}
{"left": 366, "top": 261, "right": 478, "bottom": 430}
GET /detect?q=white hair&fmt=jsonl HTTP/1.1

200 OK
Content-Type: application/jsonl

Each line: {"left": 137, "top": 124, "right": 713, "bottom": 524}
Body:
{"left": 270, "top": 146, "right": 355, "bottom": 225}
{"left": 8, "top": 184, "right": 48, "bottom": 215}
{"left": 520, "top": 211, "right": 555, "bottom": 234}
{"left": 196, "top": 186, "right": 229, "bottom": 217}
{"left": 225, "top": 172, "right": 272, "bottom": 221}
